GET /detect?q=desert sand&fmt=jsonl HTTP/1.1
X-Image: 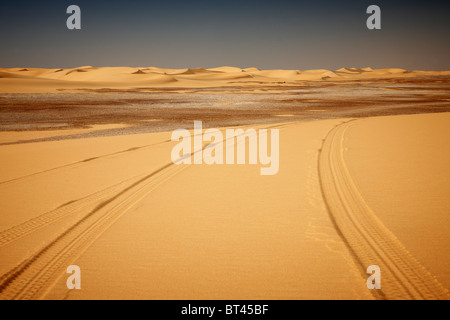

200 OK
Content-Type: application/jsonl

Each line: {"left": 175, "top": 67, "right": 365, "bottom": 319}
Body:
{"left": 0, "top": 113, "right": 448, "bottom": 299}
{"left": 1, "top": 66, "right": 450, "bottom": 93}
{"left": 0, "top": 67, "right": 449, "bottom": 300}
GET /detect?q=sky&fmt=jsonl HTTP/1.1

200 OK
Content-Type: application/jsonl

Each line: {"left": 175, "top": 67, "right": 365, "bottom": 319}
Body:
{"left": 1, "top": 0, "right": 449, "bottom": 70}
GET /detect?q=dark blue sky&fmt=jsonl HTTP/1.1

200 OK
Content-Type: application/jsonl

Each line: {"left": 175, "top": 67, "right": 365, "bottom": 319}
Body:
{"left": 1, "top": 0, "right": 449, "bottom": 70}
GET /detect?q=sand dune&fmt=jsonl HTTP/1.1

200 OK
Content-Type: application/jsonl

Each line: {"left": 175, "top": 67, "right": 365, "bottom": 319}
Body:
{"left": 177, "top": 71, "right": 253, "bottom": 81}
{"left": 243, "top": 67, "right": 261, "bottom": 72}
{"left": 250, "top": 69, "right": 300, "bottom": 79}
{"left": 206, "top": 66, "right": 243, "bottom": 73}
{"left": 0, "top": 72, "right": 27, "bottom": 79}
{"left": 1, "top": 66, "right": 449, "bottom": 93}
{"left": 336, "top": 67, "right": 367, "bottom": 74}
{"left": 174, "top": 68, "right": 219, "bottom": 75}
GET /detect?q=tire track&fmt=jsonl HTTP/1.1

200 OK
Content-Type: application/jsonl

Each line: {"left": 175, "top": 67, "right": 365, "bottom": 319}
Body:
{"left": 0, "top": 172, "right": 149, "bottom": 247}
{"left": 0, "top": 160, "right": 188, "bottom": 300}
{"left": 0, "top": 122, "right": 293, "bottom": 300}
{"left": 0, "top": 140, "right": 171, "bottom": 186}
{"left": 318, "top": 119, "right": 450, "bottom": 300}
{"left": 0, "top": 123, "right": 286, "bottom": 248}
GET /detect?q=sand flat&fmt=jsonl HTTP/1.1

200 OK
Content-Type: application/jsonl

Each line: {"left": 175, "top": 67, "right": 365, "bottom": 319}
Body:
{"left": 42, "top": 119, "right": 372, "bottom": 300}
{"left": 0, "top": 119, "right": 374, "bottom": 300}
{"left": 344, "top": 113, "right": 450, "bottom": 289}
{"left": 0, "top": 111, "right": 449, "bottom": 299}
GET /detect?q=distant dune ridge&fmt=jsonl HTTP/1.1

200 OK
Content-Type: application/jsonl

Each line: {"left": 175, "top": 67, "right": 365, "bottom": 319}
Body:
{"left": 0, "top": 66, "right": 449, "bottom": 93}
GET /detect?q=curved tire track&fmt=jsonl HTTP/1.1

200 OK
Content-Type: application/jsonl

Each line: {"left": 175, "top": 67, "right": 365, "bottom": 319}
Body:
{"left": 0, "top": 140, "right": 171, "bottom": 187}
{"left": 0, "top": 161, "right": 187, "bottom": 300}
{"left": 318, "top": 119, "right": 450, "bottom": 300}
{"left": 0, "top": 172, "right": 149, "bottom": 247}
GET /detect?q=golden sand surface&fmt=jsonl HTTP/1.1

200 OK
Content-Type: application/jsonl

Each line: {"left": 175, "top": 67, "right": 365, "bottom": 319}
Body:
{"left": 0, "top": 112, "right": 448, "bottom": 300}
{"left": 344, "top": 113, "right": 450, "bottom": 291}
